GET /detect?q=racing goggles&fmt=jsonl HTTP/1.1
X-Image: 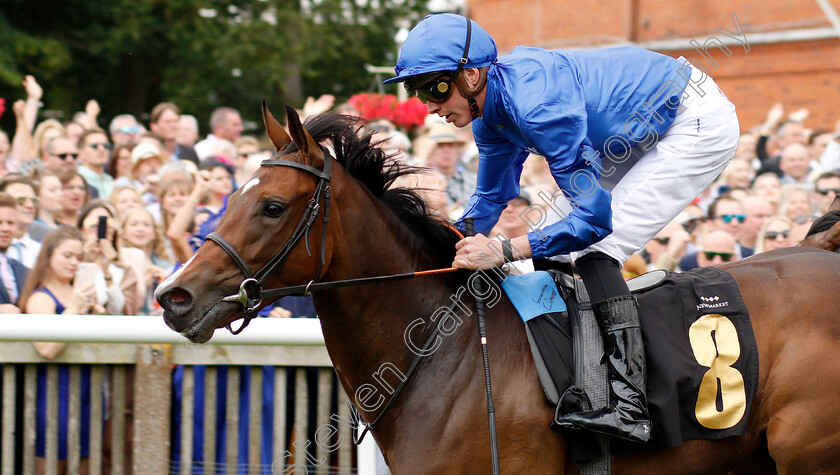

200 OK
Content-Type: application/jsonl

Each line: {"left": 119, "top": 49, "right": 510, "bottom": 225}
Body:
{"left": 405, "top": 72, "right": 457, "bottom": 104}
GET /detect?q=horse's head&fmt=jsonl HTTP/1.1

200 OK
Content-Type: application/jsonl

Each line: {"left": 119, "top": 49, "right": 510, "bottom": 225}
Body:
{"left": 156, "top": 103, "right": 336, "bottom": 343}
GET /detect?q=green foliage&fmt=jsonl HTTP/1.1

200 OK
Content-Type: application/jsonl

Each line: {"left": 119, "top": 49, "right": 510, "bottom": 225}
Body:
{"left": 0, "top": 0, "right": 427, "bottom": 134}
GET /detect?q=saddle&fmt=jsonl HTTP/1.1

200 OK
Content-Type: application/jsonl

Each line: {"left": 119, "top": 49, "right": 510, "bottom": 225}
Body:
{"left": 506, "top": 266, "right": 759, "bottom": 466}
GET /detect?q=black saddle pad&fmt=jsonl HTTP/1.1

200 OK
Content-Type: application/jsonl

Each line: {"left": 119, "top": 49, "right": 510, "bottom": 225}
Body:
{"left": 529, "top": 266, "right": 759, "bottom": 458}
{"left": 631, "top": 266, "right": 759, "bottom": 451}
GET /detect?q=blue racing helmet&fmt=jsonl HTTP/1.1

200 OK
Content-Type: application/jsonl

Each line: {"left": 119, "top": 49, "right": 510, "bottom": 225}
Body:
{"left": 384, "top": 14, "right": 497, "bottom": 85}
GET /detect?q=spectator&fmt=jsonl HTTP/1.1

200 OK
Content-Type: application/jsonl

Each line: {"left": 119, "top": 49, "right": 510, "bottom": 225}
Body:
{"left": 149, "top": 102, "right": 199, "bottom": 165}
{"left": 753, "top": 216, "right": 793, "bottom": 253}
{"left": 108, "top": 114, "right": 143, "bottom": 148}
{"left": 110, "top": 185, "right": 143, "bottom": 218}
{"left": 778, "top": 143, "right": 812, "bottom": 185}
{"left": 817, "top": 119, "right": 840, "bottom": 173}
{"left": 423, "top": 123, "right": 475, "bottom": 213}
{"left": 808, "top": 129, "right": 833, "bottom": 165}
{"left": 751, "top": 172, "right": 783, "bottom": 213}
{"left": 77, "top": 129, "right": 114, "bottom": 199}
{"left": 755, "top": 103, "right": 807, "bottom": 177}
{"left": 789, "top": 215, "right": 815, "bottom": 245}
{"left": 812, "top": 172, "right": 840, "bottom": 214}
{"left": 0, "top": 176, "right": 46, "bottom": 263}
{"left": 194, "top": 107, "right": 244, "bottom": 161}
{"left": 715, "top": 158, "right": 755, "bottom": 195}
{"left": 18, "top": 119, "right": 66, "bottom": 175}
{"left": 33, "top": 170, "right": 63, "bottom": 230}
{"left": 392, "top": 168, "right": 450, "bottom": 220}
{"left": 705, "top": 194, "right": 754, "bottom": 258}
{"left": 76, "top": 201, "right": 139, "bottom": 315}
{"left": 18, "top": 226, "right": 97, "bottom": 474}
{"left": 643, "top": 220, "right": 691, "bottom": 272}
{"left": 106, "top": 143, "right": 134, "bottom": 181}
{"left": 64, "top": 121, "right": 85, "bottom": 146}
{"left": 159, "top": 178, "right": 199, "bottom": 262}
{"left": 491, "top": 191, "right": 532, "bottom": 241}
{"left": 176, "top": 115, "right": 200, "bottom": 147}
{"left": 198, "top": 160, "right": 233, "bottom": 215}
{"left": 113, "top": 143, "right": 164, "bottom": 205}
{"left": 0, "top": 192, "right": 27, "bottom": 310}
{"left": 120, "top": 206, "right": 172, "bottom": 315}
{"left": 208, "top": 139, "right": 237, "bottom": 166}
{"left": 739, "top": 196, "right": 774, "bottom": 249}
{"left": 491, "top": 192, "right": 535, "bottom": 273}
{"left": 56, "top": 171, "right": 90, "bottom": 226}
{"left": 695, "top": 230, "right": 738, "bottom": 268}
{"left": 233, "top": 136, "right": 261, "bottom": 186}
{"left": 734, "top": 132, "right": 758, "bottom": 163}
{"left": 42, "top": 136, "right": 79, "bottom": 174}
{"left": 777, "top": 184, "right": 813, "bottom": 221}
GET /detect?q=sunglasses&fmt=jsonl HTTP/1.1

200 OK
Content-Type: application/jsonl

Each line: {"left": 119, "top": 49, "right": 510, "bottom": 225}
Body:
{"left": 815, "top": 187, "right": 840, "bottom": 196}
{"left": 119, "top": 125, "right": 140, "bottom": 134}
{"left": 54, "top": 153, "right": 78, "bottom": 161}
{"left": 716, "top": 214, "right": 746, "bottom": 224}
{"left": 89, "top": 142, "right": 111, "bottom": 151}
{"left": 652, "top": 237, "right": 670, "bottom": 245}
{"left": 14, "top": 196, "right": 39, "bottom": 207}
{"left": 702, "top": 251, "right": 735, "bottom": 262}
{"left": 406, "top": 73, "right": 457, "bottom": 104}
{"left": 765, "top": 230, "right": 789, "bottom": 240}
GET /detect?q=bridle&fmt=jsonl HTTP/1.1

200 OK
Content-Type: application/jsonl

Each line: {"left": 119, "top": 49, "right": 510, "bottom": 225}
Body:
{"left": 205, "top": 143, "right": 460, "bottom": 335}
{"left": 206, "top": 143, "right": 333, "bottom": 334}
{"left": 202, "top": 138, "right": 498, "bottom": 472}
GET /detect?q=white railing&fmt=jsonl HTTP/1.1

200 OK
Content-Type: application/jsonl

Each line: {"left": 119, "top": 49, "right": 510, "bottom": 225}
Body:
{"left": 0, "top": 315, "right": 380, "bottom": 475}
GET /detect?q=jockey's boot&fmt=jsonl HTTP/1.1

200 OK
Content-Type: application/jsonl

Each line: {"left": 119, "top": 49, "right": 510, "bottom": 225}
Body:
{"left": 553, "top": 295, "right": 652, "bottom": 443}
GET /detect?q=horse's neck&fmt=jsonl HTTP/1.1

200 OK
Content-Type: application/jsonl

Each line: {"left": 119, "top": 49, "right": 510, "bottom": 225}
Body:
{"left": 312, "top": 186, "right": 457, "bottom": 407}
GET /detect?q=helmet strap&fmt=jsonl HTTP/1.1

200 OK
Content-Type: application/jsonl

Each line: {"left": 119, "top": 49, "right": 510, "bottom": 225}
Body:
{"left": 468, "top": 98, "right": 480, "bottom": 119}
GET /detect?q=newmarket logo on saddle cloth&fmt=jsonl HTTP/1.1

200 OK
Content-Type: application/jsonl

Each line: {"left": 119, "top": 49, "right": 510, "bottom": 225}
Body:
{"left": 504, "top": 266, "right": 759, "bottom": 463}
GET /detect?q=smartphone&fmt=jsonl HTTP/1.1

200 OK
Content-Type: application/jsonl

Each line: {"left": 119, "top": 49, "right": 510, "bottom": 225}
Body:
{"left": 97, "top": 216, "right": 108, "bottom": 240}
{"left": 75, "top": 262, "right": 99, "bottom": 289}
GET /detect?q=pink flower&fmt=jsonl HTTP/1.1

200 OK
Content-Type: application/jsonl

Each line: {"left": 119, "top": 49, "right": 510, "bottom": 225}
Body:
{"left": 0, "top": 98, "right": 5, "bottom": 119}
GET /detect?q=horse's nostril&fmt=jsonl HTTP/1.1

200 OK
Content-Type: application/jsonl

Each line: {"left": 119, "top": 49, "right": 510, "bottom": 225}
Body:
{"left": 168, "top": 288, "right": 192, "bottom": 306}
{"left": 160, "top": 287, "right": 192, "bottom": 311}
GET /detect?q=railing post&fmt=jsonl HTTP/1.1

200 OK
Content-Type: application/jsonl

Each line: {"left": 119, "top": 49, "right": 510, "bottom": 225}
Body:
{"left": 132, "top": 344, "right": 172, "bottom": 475}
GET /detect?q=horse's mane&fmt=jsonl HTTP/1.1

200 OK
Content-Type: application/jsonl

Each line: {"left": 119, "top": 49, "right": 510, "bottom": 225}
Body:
{"left": 804, "top": 210, "right": 840, "bottom": 239}
{"left": 301, "top": 112, "right": 460, "bottom": 263}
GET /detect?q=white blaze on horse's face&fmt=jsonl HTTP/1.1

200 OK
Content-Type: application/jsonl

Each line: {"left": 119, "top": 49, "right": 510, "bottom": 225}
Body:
{"left": 239, "top": 178, "right": 260, "bottom": 197}
{"left": 161, "top": 255, "right": 196, "bottom": 289}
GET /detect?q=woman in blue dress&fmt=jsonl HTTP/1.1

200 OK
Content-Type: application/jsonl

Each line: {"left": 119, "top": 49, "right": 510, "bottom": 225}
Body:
{"left": 19, "top": 226, "right": 97, "bottom": 473}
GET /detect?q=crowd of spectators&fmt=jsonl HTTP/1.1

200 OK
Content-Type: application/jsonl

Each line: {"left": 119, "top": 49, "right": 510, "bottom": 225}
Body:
{"left": 2, "top": 73, "right": 840, "bottom": 472}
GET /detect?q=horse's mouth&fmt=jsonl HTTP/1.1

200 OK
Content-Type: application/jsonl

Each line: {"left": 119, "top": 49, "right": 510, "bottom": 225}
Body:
{"left": 166, "top": 301, "right": 242, "bottom": 344}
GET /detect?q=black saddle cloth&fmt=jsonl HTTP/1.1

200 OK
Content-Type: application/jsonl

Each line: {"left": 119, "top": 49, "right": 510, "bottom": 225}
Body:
{"left": 529, "top": 266, "right": 759, "bottom": 458}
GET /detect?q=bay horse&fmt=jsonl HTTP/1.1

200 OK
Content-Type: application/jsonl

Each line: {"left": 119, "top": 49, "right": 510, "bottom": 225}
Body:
{"left": 157, "top": 104, "right": 840, "bottom": 474}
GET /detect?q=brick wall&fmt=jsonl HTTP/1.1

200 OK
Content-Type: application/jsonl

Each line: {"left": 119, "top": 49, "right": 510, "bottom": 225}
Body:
{"left": 466, "top": 0, "right": 840, "bottom": 131}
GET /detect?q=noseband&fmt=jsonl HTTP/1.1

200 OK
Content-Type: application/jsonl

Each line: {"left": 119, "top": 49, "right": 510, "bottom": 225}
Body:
{"left": 206, "top": 144, "right": 333, "bottom": 334}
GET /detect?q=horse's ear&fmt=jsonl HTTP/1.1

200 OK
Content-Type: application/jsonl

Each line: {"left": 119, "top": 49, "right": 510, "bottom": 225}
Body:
{"left": 828, "top": 195, "right": 840, "bottom": 213}
{"left": 285, "top": 103, "right": 323, "bottom": 166}
{"left": 262, "top": 100, "right": 291, "bottom": 151}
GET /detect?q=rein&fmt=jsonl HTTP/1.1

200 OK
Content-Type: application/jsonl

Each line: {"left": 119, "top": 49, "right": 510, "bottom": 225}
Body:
{"left": 205, "top": 142, "right": 499, "bottom": 467}
{"left": 205, "top": 144, "right": 461, "bottom": 334}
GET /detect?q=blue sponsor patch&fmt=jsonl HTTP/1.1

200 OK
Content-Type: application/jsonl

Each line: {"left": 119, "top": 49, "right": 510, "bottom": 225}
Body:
{"left": 500, "top": 271, "right": 566, "bottom": 322}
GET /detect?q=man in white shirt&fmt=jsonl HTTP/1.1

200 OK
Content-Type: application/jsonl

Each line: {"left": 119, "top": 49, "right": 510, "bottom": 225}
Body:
{"left": 194, "top": 107, "right": 244, "bottom": 161}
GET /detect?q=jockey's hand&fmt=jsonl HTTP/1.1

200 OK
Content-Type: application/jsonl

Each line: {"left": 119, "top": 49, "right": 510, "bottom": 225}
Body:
{"left": 453, "top": 234, "right": 503, "bottom": 270}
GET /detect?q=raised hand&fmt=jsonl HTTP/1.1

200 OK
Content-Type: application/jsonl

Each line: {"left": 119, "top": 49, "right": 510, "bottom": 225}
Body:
{"left": 23, "top": 75, "right": 42, "bottom": 101}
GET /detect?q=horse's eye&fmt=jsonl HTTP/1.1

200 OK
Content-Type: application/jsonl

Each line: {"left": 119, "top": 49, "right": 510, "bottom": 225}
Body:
{"left": 263, "top": 202, "right": 285, "bottom": 218}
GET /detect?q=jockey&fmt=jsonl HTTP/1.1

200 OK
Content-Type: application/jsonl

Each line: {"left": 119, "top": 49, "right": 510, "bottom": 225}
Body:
{"left": 385, "top": 13, "right": 739, "bottom": 443}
